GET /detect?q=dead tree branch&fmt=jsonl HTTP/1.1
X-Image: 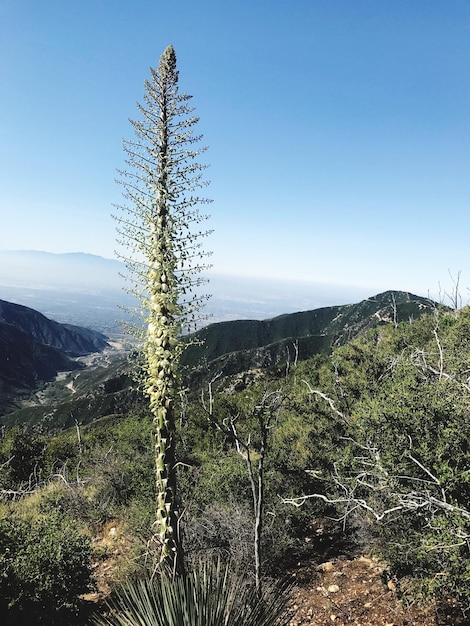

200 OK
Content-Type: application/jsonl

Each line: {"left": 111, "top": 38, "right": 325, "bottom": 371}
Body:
{"left": 201, "top": 373, "right": 284, "bottom": 594}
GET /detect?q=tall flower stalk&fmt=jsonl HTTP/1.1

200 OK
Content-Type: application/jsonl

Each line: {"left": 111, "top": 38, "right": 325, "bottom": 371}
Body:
{"left": 115, "top": 45, "right": 211, "bottom": 572}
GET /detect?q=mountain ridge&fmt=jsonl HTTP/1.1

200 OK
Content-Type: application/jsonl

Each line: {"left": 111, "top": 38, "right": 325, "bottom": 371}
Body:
{"left": 0, "top": 299, "right": 109, "bottom": 356}
{"left": 1, "top": 290, "right": 441, "bottom": 426}
{"left": 182, "top": 290, "right": 440, "bottom": 381}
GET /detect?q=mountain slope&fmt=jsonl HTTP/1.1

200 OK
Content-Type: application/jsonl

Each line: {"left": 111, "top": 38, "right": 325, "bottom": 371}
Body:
{"left": 1, "top": 290, "right": 441, "bottom": 428}
{"left": 0, "top": 299, "right": 109, "bottom": 356}
{"left": 0, "top": 299, "right": 111, "bottom": 416}
{"left": 0, "top": 322, "right": 83, "bottom": 415}
{"left": 0, "top": 323, "right": 79, "bottom": 389}
{"left": 182, "top": 291, "right": 440, "bottom": 379}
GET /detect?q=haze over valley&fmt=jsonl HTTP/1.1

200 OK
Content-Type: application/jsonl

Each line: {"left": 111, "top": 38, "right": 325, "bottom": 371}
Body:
{"left": 0, "top": 250, "right": 374, "bottom": 333}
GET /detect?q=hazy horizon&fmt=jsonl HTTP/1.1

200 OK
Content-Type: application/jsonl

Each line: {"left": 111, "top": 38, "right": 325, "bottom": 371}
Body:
{"left": 0, "top": 249, "right": 408, "bottom": 331}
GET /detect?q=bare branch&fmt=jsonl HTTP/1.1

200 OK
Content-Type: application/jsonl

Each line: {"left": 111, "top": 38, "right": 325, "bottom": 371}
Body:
{"left": 302, "top": 380, "right": 347, "bottom": 420}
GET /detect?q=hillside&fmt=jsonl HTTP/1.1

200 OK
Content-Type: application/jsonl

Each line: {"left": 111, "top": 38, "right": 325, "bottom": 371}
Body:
{"left": 0, "top": 299, "right": 109, "bottom": 356}
{"left": 182, "top": 290, "right": 439, "bottom": 381}
{"left": 0, "top": 299, "right": 111, "bottom": 416}
{"left": 1, "top": 301, "right": 468, "bottom": 625}
{"left": 1, "top": 290, "right": 440, "bottom": 430}
{"left": 1, "top": 292, "right": 469, "bottom": 624}
{"left": 0, "top": 322, "right": 81, "bottom": 412}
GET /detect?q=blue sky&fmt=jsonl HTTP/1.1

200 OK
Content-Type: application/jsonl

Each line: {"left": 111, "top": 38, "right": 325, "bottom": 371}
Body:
{"left": 1, "top": 0, "right": 470, "bottom": 305}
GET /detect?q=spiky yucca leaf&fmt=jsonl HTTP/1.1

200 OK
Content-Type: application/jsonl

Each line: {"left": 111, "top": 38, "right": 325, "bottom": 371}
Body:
{"left": 90, "top": 561, "right": 292, "bottom": 626}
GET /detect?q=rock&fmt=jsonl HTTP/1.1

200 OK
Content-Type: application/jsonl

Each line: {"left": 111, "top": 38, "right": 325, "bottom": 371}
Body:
{"left": 327, "top": 584, "right": 340, "bottom": 593}
{"left": 317, "top": 561, "right": 334, "bottom": 572}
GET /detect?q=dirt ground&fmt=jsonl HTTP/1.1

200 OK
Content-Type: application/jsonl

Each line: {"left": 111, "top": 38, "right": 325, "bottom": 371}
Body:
{"left": 287, "top": 554, "right": 468, "bottom": 626}
{"left": 286, "top": 520, "right": 469, "bottom": 626}
{"left": 88, "top": 519, "right": 470, "bottom": 625}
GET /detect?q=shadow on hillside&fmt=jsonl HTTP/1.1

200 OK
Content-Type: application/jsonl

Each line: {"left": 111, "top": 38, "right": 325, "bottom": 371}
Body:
{"left": 273, "top": 517, "right": 358, "bottom": 581}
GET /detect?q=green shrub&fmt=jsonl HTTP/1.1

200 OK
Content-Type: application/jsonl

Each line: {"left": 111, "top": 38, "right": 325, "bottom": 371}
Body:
{"left": 0, "top": 510, "right": 93, "bottom": 624}
{"left": 0, "top": 427, "right": 46, "bottom": 485}
{"left": 307, "top": 307, "right": 470, "bottom": 605}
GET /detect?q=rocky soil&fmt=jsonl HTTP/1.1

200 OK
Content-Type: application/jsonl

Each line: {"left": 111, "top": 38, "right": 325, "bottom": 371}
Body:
{"left": 286, "top": 520, "right": 469, "bottom": 626}
{"left": 288, "top": 554, "right": 468, "bottom": 626}
{"left": 88, "top": 518, "right": 470, "bottom": 625}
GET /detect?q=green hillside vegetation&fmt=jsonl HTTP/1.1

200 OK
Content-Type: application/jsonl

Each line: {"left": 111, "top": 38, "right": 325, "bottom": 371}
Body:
{"left": 1, "top": 354, "right": 135, "bottom": 430}
{"left": 2, "top": 300, "right": 470, "bottom": 621}
{"left": 182, "top": 290, "right": 439, "bottom": 383}
{"left": 1, "top": 290, "right": 437, "bottom": 431}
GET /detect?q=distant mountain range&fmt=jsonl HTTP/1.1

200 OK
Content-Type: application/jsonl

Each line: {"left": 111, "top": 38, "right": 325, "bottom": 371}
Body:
{"left": 0, "top": 250, "right": 373, "bottom": 332}
{"left": 0, "top": 250, "right": 123, "bottom": 291}
{"left": 0, "top": 250, "right": 129, "bottom": 335}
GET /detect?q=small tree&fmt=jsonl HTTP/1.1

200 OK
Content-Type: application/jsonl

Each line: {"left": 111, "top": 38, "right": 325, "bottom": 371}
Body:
{"left": 115, "top": 45, "right": 211, "bottom": 572}
{"left": 202, "top": 373, "right": 285, "bottom": 594}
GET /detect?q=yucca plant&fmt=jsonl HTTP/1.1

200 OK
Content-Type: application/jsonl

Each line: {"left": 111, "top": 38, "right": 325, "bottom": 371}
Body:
{"left": 90, "top": 561, "right": 292, "bottom": 626}
{"left": 115, "top": 43, "right": 212, "bottom": 571}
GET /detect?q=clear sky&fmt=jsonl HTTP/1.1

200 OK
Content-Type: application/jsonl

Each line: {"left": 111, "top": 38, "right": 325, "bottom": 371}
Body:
{"left": 1, "top": 0, "right": 470, "bottom": 304}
